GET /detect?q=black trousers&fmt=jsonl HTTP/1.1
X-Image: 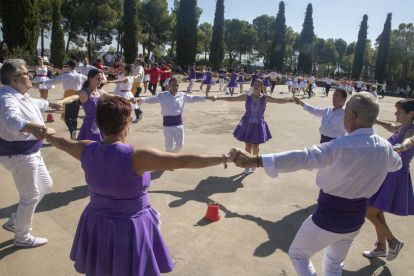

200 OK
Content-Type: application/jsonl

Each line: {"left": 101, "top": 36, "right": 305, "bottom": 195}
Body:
{"left": 134, "top": 87, "right": 142, "bottom": 98}
{"left": 149, "top": 83, "right": 157, "bottom": 95}
{"left": 326, "top": 84, "right": 331, "bottom": 96}
{"left": 160, "top": 79, "right": 166, "bottom": 92}
{"left": 271, "top": 81, "right": 277, "bottom": 93}
{"left": 64, "top": 101, "right": 80, "bottom": 134}
{"left": 134, "top": 88, "right": 143, "bottom": 118}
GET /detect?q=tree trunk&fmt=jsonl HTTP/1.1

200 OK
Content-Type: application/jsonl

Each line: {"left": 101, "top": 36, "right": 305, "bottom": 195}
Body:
{"left": 66, "top": 33, "right": 71, "bottom": 53}
{"left": 41, "top": 26, "right": 44, "bottom": 57}
{"left": 117, "top": 32, "right": 120, "bottom": 52}
{"left": 87, "top": 31, "right": 91, "bottom": 61}
{"left": 147, "top": 31, "right": 151, "bottom": 63}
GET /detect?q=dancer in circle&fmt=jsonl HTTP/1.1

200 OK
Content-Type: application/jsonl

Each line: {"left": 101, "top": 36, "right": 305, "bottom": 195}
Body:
{"left": 261, "top": 73, "right": 272, "bottom": 95}
{"left": 268, "top": 68, "right": 278, "bottom": 95}
{"left": 32, "top": 56, "right": 55, "bottom": 100}
{"left": 132, "top": 58, "right": 145, "bottom": 97}
{"left": 187, "top": 63, "right": 197, "bottom": 93}
{"left": 218, "top": 66, "right": 227, "bottom": 92}
{"left": 291, "top": 73, "right": 299, "bottom": 96}
{"left": 163, "top": 64, "right": 172, "bottom": 91}
{"left": 285, "top": 74, "right": 293, "bottom": 93}
{"left": 202, "top": 67, "right": 217, "bottom": 97}
{"left": 213, "top": 79, "right": 292, "bottom": 175}
{"left": 306, "top": 73, "right": 316, "bottom": 98}
{"left": 137, "top": 77, "right": 214, "bottom": 153}
{"left": 198, "top": 65, "right": 207, "bottom": 91}
{"left": 56, "top": 69, "right": 109, "bottom": 142}
{"left": 46, "top": 95, "right": 238, "bottom": 276}
{"left": 76, "top": 58, "right": 95, "bottom": 77}
{"left": 364, "top": 99, "right": 414, "bottom": 261}
{"left": 226, "top": 69, "right": 239, "bottom": 96}
{"left": 105, "top": 65, "right": 143, "bottom": 122}
{"left": 299, "top": 75, "right": 307, "bottom": 94}
{"left": 249, "top": 70, "right": 260, "bottom": 93}
{"left": 324, "top": 75, "right": 334, "bottom": 97}
{"left": 293, "top": 88, "right": 347, "bottom": 143}
{"left": 236, "top": 68, "right": 247, "bottom": 93}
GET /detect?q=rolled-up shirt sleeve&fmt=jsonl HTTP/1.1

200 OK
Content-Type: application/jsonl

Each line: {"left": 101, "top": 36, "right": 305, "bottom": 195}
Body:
{"left": 1, "top": 98, "right": 30, "bottom": 134}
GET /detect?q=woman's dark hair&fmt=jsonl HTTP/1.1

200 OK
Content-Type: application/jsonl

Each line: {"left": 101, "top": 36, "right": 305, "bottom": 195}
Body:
{"left": 207, "top": 67, "right": 211, "bottom": 71}
{"left": 96, "top": 95, "right": 132, "bottom": 136}
{"left": 82, "top": 69, "right": 101, "bottom": 89}
{"left": 395, "top": 99, "right": 414, "bottom": 115}
{"left": 123, "top": 64, "right": 132, "bottom": 75}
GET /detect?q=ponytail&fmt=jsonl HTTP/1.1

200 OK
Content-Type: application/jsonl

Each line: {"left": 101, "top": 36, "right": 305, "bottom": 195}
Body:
{"left": 82, "top": 80, "right": 89, "bottom": 89}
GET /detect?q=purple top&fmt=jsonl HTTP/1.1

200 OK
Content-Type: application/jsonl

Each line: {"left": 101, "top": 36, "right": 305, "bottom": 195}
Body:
{"left": 199, "top": 70, "right": 206, "bottom": 78}
{"left": 0, "top": 137, "right": 43, "bottom": 156}
{"left": 230, "top": 73, "right": 237, "bottom": 82}
{"left": 388, "top": 125, "right": 414, "bottom": 172}
{"left": 218, "top": 70, "right": 226, "bottom": 79}
{"left": 82, "top": 88, "right": 102, "bottom": 122}
{"left": 242, "top": 94, "right": 266, "bottom": 123}
{"left": 205, "top": 72, "right": 213, "bottom": 81}
{"left": 190, "top": 67, "right": 196, "bottom": 79}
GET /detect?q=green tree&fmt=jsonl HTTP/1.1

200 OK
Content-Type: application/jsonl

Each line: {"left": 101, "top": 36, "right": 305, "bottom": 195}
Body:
{"left": 61, "top": 0, "right": 84, "bottom": 53}
{"left": 284, "top": 27, "right": 299, "bottom": 71}
{"left": 374, "top": 13, "right": 392, "bottom": 83}
{"left": 209, "top": 0, "right": 225, "bottom": 71}
{"left": 50, "top": 0, "right": 66, "bottom": 69}
{"left": 313, "top": 37, "right": 326, "bottom": 69}
{"left": 390, "top": 23, "right": 414, "bottom": 83}
{"left": 123, "top": 0, "right": 138, "bottom": 63}
{"left": 0, "top": 0, "right": 40, "bottom": 58}
{"left": 253, "top": 14, "right": 275, "bottom": 68}
{"left": 198, "top": 22, "right": 213, "bottom": 59}
{"left": 352, "top": 14, "right": 368, "bottom": 79}
{"left": 269, "top": 1, "right": 286, "bottom": 71}
{"left": 176, "top": 0, "right": 199, "bottom": 70}
{"left": 38, "top": 0, "right": 53, "bottom": 57}
{"left": 363, "top": 39, "right": 375, "bottom": 80}
{"left": 345, "top": 42, "right": 356, "bottom": 56}
{"left": 224, "top": 19, "right": 257, "bottom": 67}
{"left": 334, "top": 38, "right": 347, "bottom": 73}
{"left": 341, "top": 54, "right": 354, "bottom": 76}
{"left": 297, "top": 3, "right": 314, "bottom": 74}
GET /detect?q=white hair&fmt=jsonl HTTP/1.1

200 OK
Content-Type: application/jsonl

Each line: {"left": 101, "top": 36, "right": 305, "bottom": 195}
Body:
{"left": 1, "top": 59, "right": 26, "bottom": 85}
{"left": 348, "top": 92, "right": 379, "bottom": 125}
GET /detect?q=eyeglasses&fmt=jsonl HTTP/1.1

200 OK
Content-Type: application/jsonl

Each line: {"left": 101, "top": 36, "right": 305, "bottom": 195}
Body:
{"left": 14, "top": 72, "right": 31, "bottom": 77}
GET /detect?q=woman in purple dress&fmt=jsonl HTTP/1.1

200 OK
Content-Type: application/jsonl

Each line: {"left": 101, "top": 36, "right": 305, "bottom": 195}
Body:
{"left": 57, "top": 69, "right": 109, "bottom": 141}
{"left": 364, "top": 99, "right": 414, "bottom": 261}
{"left": 202, "top": 67, "right": 217, "bottom": 97}
{"left": 197, "top": 65, "right": 207, "bottom": 91}
{"left": 261, "top": 74, "right": 272, "bottom": 95}
{"left": 226, "top": 69, "right": 239, "bottom": 96}
{"left": 236, "top": 68, "right": 248, "bottom": 93}
{"left": 47, "top": 95, "right": 238, "bottom": 276}
{"left": 213, "top": 79, "right": 292, "bottom": 175}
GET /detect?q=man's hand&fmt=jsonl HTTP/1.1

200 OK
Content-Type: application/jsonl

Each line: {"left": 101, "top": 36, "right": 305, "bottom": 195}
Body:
{"left": 293, "top": 97, "right": 304, "bottom": 106}
{"left": 29, "top": 124, "right": 53, "bottom": 140}
{"left": 49, "top": 102, "right": 62, "bottom": 110}
{"left": 233, "top": 148, "right": 257, "bottom": 168}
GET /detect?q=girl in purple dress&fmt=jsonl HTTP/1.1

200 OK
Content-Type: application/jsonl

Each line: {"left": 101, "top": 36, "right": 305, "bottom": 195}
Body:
{"left": 197, "top": 65, "right": 207, "bottom": 91}
{"left": 213, "top": 79, "right": 292, "bottom": 175}
{"left": 57, "top": 69, "right": 109, "bottom": 141}
{"left": 47, "top": 95, "right": 238, "bottom": 276}
{"left": 236, "top": 68, "right": 248, "bottom": 93}
{"left": 226, "top": 69, "right": 239, "bottom": 96}
{"left": 262, "top": 74, "right": 272, "bottom": 95}
{"left": 202, "top": 67, "right": 217, "bottom": 97}
{"left": 364, "top": 99, "right": 414, "bottom": 261}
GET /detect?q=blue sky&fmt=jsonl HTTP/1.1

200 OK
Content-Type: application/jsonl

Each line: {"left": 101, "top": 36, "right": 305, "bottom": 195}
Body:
{"left": 38, "top": 0, "right": 412, "bottom": 51}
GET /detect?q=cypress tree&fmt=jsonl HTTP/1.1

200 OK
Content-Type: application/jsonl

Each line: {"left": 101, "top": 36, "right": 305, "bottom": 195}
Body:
{"left": 50, "top": 0, "right": 66, "bottom": 69}
{"left": 0, "top": 0, "right": 40, "bottom": 58}
{"left": 176, "top": 0, "right": 199, "bottom": 70}
{"left": 123, "top": 0, "right": 138, "bottom": 64}
{"left": 269, "top": 1, "right": 286, "bottom": 72}
{"left": 374, "top": 13, "right": 392, "bottom": 83}
{"left": 209, "top": 0, "right": 225, "bottom": 71}
{"left": 352, "top": 14, "right": 368, "bottom": 79}
{"left": 297, "top": 4, "right": 314, "bottom": 74}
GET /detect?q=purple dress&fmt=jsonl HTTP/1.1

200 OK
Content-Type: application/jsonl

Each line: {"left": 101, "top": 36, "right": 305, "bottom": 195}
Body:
{"left": 236, "top": 73, "right": 247, "bottom": 84}
{"left": 77, "top": 88, "right": 103, "bottom": 142}
{"left": 71, "top": 142, "right": 174, "bottom": 276}
{"left": 227, "top": 73, "right": 239, "bottom": 88}
{"left": 263, "top": 76, "right": 271, "bottom": 87}
{"left": 202, "top": 72, "right": 215, "bottom": 85}
{"left": 197, "top": 70, "right": 207, "bottom": 80}
{"left": 233, "top": 94, "right": 272, "bottom": 144}
{"left": 368, "top": 125, "right": 414, "bottom": 216}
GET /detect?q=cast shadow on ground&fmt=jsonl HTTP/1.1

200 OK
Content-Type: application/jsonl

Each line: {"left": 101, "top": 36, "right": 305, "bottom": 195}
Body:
{"left": 342, "top": 257, "right": 391, "bottom": 276}
{"left": 0, "top": 239, "right": 39, "bottom": 261}
{"left": 148, "top": 174, "right": 317, "bottom": 257}
{"left": 0, "top": 185, "right": 89, "bottom": 220}
{"left": 150, "top": 171, "right": 165, "bottom": 180}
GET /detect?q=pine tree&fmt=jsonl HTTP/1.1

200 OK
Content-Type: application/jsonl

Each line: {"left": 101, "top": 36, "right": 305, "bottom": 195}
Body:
{"left": 176, "top": 0, "right": 199, "bottom": 70}
{"left": 123, "top": 0, "right": 139, "bottom": 64}
{"left": 50, "top": 0, "right": 66, "bottom": 69}
{"left": 374, "top": 13, "right": 392, "bottom": 83}
{"left": 352, "top": 14, "right": 368, "bottom": 79}
{"left": 0, "top": 0, "right": 40, "bottom": 59}
{"left": 297, "top": 4, "right": 314, "bottom": 74}
{"left": 209, "top": 0, "right": 225, "bottom": 71}
{"left": 269, "top": 1, "right": 286, "bottom": 72}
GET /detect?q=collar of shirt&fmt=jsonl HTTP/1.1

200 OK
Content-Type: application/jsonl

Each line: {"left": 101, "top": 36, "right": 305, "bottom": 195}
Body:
{"left": 1, "top": 85, "right": 26, "bottom": 101}
{"left": 347, "top": 127, "right": 375, "bottom": 137}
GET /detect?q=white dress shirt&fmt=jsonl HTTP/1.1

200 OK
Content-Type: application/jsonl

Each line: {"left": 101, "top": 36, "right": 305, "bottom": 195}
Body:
{"left": 43, "top": 70, "right": 87, "bottom": 91}
{"left": 356, "top": 81, "right": 364, "bottom": 88}
{"left": 76, "top": 65, "right": 95, "bottom": 76}
{"left": 269, "top": 72, "right": 278, "bottom": 80}
{"left": 262, "top": 128, "right": 402, "bottom": 199}
{"left": 303, "top": 104, "right": 346, "bottom": 138}
{"left": 140, "top": 91, "right": 206, "bottom": 116}
{"left": 133, "top": 65, "right": 144, "bottom": 83}
{"left": 324, "top": 78, "right": 333, "bottom": 85}
{"left": 307, "top": 76, "right": 315, "bottom": 82}
{"left": 0, "top": 86, "right": 49, "bottom": 141}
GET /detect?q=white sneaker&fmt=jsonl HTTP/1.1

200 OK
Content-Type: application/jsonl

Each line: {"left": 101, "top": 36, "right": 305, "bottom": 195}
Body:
{"left": 362, "top": 249, "right": 387, "bottom": 258}
{"left": 251, "top": 167, "right": 257, "bottom": 173}
{"left": 71, "top": 131, "right": 77, "bottom": 140}
{"left": 243, "top": 168, "right": 250, "bottom": 175}
{"left": 387, "top": 240, "right": 404, "bottom": 261}
{"left": 14, "top": 236, "right": 48, "bottom": 247}
{"left": 2, "top": 221, "right": 15, "bottom": 233}
{"left": 132, "top": 119, "right": 139, "bottom": 123}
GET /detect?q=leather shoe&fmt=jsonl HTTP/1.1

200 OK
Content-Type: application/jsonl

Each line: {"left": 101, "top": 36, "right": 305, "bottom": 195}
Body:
{"left": 14, "top": 236, "right": 48, "bottom": 247}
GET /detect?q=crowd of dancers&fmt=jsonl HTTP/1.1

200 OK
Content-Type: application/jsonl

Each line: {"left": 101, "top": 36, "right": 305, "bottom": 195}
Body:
{"left": 0, "top": 55, "right": 413, "bottom": 276}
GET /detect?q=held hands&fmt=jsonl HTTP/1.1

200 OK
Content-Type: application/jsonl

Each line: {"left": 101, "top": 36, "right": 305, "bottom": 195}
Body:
{"left": 49, "top": 101, "right": 62, "bottom": 110}
{"left": 232, "top": 148, "right": 258, "bottom": 168}
{"left": 226, "top": 148, "right": 239, "bottom": 162}
{"left": 29, "top": 124, "right": 56, "bottom": 140}
{"left": 292, "top": 97, "right": 303, "bottom": 106}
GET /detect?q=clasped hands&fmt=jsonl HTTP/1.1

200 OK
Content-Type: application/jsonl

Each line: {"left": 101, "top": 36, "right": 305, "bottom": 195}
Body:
{"left": 26, "top": 124, "right": 56, "bottom": 140}
{"left": 226, "top": 148, "right": 259, "bottom": 168}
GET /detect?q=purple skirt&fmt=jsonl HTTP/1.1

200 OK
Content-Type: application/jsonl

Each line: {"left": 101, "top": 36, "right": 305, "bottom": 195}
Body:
{"left": 368, "top": 167, "right": 414, "bottom": 216}
{"left": 227, "top": 80, "right": 239, "bottom": 89}
{"left": 236, "top": 77, "right": 247, "bottom": 84}
{"left": 198, "top": 75, "right": 206, "bottom": 80}
{"left": 77, "top": 120, "right": 103, "bottom": 142}
{"left": 70, "top": 206, "right": 174, "bottom": 276}
{"left": 233, "top": 118, "right": 272, "bottom": 144}
{"left": 202, "top": 79, "right": 215, "bottom": 85}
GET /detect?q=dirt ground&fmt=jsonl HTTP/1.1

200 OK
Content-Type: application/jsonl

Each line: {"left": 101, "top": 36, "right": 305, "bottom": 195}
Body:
{"left": 1, "top": 80, "right": 413, "bottom": 276}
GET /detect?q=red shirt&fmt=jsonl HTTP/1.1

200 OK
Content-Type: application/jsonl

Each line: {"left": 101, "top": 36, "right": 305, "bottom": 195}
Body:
{"left": 95, "top": 64, "right": 104, "bottom": 70}
{"left": 159, "top": 66, "right": 168, "bottom": 80}
{"left": 145, "top": 68, "right": 162, "bottom": 84}
{"left": 166, "top": 71, "right": 171, "bottom": 78}
{"left": 113, "top": 64, "right": 120, "bottom": 69}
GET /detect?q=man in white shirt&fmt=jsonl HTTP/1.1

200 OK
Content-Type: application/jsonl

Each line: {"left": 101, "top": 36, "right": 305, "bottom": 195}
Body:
{"left": 268, "top": 68, "right": 279, "bottom": 94}
{"left": 323, "top": 75, "right": 334, "bottom": 96}
{"left": 138, "top": 77, "right": 213, "bottom": 153}
{"left": 105, "top": 53, "right": 112, "bottom": 67}
{"left": 355, "top": 78, "right": 364, "bottom": 92}
{"left": 0, "top": 59, "right": 60, "bottom": 247}
{"left": 76, "top": 58, "right": 95, "bottom": 76}
{"left": 131, "top": 58, "right": 144, "bottom": 122}
{"left": 293, "top": 88, "right": 347, "bottom": 143}
{"left": 42, "top": 60, "right": 87, "bottom": 139}
{"left": 232, "top": 92, "right": 402, "bottom": 276}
